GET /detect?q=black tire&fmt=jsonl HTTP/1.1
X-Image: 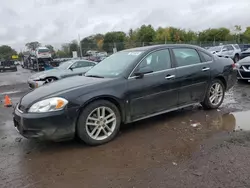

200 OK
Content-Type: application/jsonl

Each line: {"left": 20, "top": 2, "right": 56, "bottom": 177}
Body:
{"left": 44, "top": 77, "right": 57, "bottom": 84}
{"left": 76, "top": 100, "right": 121, "bottom": 146}
{"left": 201, "top": 79, "right": 225, "bottom": 109}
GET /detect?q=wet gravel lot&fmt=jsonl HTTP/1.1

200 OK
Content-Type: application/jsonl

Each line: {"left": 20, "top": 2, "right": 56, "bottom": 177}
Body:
{"left": 1, "top": 67, "right": 250, "bottom": 188}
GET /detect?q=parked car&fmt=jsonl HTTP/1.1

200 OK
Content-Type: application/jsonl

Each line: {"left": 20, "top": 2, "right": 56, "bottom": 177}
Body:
{"left": 31, "top": 47, "right": 52, "bottom": 59}
{"left": 207, "top": 44, "right": 241, "bottom": 63}
{"left": 27, "top": 59, "right": 96, "bottom": 89}
{"left": 0, "top": 60, "right": 17, "bottom": 72}
{"left": 14, "top": 44, "right": 237, "bottom": 146}
{"left": 238, "top": 44, "right": 250, "bottom": 52}
{"left": 235, "top": 56, "right": 250, "bottom": 81}
{"left": 240, "top": 48, "right": 250, "bottom": 60}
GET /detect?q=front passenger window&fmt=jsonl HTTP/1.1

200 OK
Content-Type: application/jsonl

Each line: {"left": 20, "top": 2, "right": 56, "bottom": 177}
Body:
{"left": 138, "top": 49, "right": 171, "bottom": 72}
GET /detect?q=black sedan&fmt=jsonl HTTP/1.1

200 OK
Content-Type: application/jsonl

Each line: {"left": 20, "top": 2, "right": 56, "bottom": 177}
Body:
{"left": 236, "top": 56, "right": 250, "bottom": 81}
{"left": 13, "top": 44, "right": 237, "bottom": 145}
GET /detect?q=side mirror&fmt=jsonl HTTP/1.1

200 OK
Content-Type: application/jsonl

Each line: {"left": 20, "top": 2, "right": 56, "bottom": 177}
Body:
{"left": 222, "top": 49, "right": 227, "bottom": 52}
{"left": 69, "top": 67, "right": 73, "bottom": 71}
{"left": 134, "top": 66, "right": 153, "bottom": 78}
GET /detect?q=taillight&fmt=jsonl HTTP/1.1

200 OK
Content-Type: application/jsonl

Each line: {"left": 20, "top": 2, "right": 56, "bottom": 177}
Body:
{"left": 232, "top": 63, "right": 236, "bottom": 68}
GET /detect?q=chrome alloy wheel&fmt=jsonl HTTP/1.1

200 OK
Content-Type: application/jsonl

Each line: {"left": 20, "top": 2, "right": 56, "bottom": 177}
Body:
{"left": 209, "top": 82, "right": 223, "bottom": 106}
{"left": 86, "top": 106, "right": 117, "bottom": 141}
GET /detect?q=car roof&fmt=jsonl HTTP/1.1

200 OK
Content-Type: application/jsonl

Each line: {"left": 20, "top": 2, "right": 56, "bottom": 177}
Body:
{"left": 121, "top": 44, "right": 204, "bottom": 53}
{"left": 71, "top": 59, "right": 97, "bottom": 63}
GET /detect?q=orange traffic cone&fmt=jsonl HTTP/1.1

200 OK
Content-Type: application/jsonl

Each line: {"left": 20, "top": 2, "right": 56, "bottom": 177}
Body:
{"left": 4, "top": 95, "right": 12, "bottom": 107}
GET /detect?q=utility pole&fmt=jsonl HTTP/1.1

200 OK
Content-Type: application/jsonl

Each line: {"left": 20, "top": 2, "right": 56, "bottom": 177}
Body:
{"left": 78, "top": 34, "right": 83, "bottom": 58}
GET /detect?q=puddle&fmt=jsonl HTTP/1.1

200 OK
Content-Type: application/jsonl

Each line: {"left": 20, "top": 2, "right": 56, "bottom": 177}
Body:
{"left": 222, "top": 110, "right": 250, "bottom": 131}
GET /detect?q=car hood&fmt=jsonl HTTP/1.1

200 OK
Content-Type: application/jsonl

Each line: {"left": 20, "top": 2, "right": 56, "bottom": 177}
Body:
{"left": 238, "top": 56, "right": 250, "bottom": 65}
{"left": 29, "top": 68, "right": 62, "bottom": 79}
{"left": 20, "top": 76, "right": 113, "bottom": 109}
{"left": 242, "top": 49, "right": 250, "bottom": 54}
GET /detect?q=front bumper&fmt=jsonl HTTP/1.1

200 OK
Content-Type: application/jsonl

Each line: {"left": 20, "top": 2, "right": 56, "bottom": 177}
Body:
{"left": 13, "top": 105, "right": 77, "bottom": 141}
{"left": 237, "top": 66, "right": 250, "bottom": 80}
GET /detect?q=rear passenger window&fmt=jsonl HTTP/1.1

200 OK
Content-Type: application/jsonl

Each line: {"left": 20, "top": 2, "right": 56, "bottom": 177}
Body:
{"left": 172, "top": 48, "right": 201, "bottom": 67}
{"left": 200, "top": 51, "right": 213, "bottom": 62}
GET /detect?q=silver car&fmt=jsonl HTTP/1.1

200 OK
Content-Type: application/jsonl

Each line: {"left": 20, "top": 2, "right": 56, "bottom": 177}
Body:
{"left": 28, "top": 59, "right": 96, "bottom": 89}
{"left": 207, "top": 44, "right": 241, "bottom": 63}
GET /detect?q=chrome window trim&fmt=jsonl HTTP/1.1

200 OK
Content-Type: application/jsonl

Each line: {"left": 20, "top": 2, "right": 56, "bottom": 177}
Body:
{"left": 128, "top": 68, "right": 176, "bottom": 80}
{"left": 174, "top": 60, "right": 213, "bottom": 70}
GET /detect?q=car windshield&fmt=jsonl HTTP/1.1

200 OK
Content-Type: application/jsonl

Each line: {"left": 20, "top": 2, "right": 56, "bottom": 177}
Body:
{"left": 57, "top": 60, "right": 74, "bottom": 69}
{"left": 38, "top": 49, "right": 50, "bottom": 53}
{"left": 208, "top": 46, "right": 222, "bottom": 52}
{"left": 85, "top": 51, "right": 143, "bottom": 78}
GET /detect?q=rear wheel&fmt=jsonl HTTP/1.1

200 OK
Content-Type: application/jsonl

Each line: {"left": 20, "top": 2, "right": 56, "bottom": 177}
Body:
{"left": 76, "top": 100, "right": 121, "bottom": 146}
{"left": 233, "top": 54, "right": 239, "bottom": 63}
{"left": 201, "top": 79, "right": 225, "bottom": 109}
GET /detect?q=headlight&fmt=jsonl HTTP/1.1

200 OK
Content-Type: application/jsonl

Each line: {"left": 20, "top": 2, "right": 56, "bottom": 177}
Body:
{"left": 28, "top": 97, "right": 68, "bottom": 113}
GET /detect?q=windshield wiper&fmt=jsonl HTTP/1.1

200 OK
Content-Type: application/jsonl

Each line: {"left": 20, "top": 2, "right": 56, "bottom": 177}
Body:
{"left": 85, "top": 75, "right": 104, "bottom": 78}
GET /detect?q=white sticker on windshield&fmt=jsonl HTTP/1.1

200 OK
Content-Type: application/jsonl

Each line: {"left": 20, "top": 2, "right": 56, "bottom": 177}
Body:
{"left": 128, "top": 52, "right": 142, "bottom": 56}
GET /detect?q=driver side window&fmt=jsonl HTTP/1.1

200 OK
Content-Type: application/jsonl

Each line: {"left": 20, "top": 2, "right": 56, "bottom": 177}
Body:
{"left": 136, "top": 49, "right": 171, "bottom": 73}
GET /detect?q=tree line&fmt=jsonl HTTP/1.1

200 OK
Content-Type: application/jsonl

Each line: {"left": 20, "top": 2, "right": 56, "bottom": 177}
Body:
{"left": 54, "top": 25, "right": 250, "bottom": 57}
{"left": 1, "top": 24, "right": 250, "bottom": 60}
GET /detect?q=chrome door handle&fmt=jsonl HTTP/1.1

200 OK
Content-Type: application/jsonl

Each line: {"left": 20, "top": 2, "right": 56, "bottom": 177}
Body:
{"left": 202, "top": 67, "right": 210, "bottom": 71}
{"left": 165, "top": 75, "right": 175, "bottom": 79}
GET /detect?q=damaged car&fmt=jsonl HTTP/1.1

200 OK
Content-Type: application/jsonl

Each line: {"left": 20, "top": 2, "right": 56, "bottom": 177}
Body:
{"left": 27, "top": 59, "right": 96, "bottom": 89}
{"left": 14, "top": 44, "right": 237, "bottom": 146}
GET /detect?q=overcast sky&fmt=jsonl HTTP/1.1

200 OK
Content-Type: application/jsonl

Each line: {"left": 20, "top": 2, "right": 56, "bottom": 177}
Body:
{"left": 0, "top": 0, "right": 249, "bottom": 50}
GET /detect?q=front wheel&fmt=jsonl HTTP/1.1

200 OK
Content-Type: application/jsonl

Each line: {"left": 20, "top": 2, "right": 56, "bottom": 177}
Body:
{"left": 201, "top": 79, "right": 225, "bottom": 109}
{"left": 76, "top": 100, "right": 121, "bottom": 146}
{"left": 44, "top": 77, "right": 57, "bottom": 84}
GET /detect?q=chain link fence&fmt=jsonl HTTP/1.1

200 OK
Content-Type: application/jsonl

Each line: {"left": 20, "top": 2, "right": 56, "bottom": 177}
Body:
{"left": 83, "top": 41, "right": 249, "bottom": 55}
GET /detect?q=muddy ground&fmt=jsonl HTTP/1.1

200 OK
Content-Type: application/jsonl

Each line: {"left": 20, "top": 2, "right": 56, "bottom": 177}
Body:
{"left": 1, "top": 67, "right": 250, "bottom": 188}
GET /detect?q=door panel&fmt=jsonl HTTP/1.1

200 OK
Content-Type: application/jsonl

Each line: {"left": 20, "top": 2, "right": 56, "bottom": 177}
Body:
{"left": 227, "top": 45, "right": 234, "bottom": 58}
{"left": 128, "top": 69, "right": 178, "bottom": 120}
{"left": 221, "top": 46, "right": 229, "bottom": 57}
{"left": 175, "top": 63, "right": 211, "bottom": 105}
{"left": 171, "top": 48, "right": 211, "bottom": 106}
{"left": 127, "top": 48, "right": 178, "bottom": 120}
